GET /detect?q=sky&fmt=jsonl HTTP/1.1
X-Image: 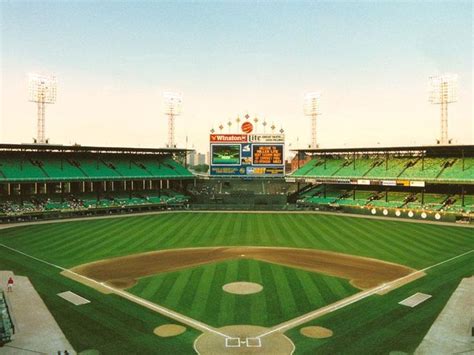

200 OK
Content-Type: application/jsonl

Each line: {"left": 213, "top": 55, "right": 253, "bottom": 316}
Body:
{"left": 0, "top": 1, "right": 472, "bottom": 156}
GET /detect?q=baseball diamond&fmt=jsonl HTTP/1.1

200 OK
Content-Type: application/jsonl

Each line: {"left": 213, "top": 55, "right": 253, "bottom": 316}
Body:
{"left": 1, "top": 3, "right": 473, "bottom": 353}
{"left": 0, "top": 212, "right": 472, "bottom": 353}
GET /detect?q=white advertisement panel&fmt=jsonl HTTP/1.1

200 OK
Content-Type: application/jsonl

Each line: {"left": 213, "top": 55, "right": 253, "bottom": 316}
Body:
{"left": 248, "top": 134, "right": 285, "bottom": 143}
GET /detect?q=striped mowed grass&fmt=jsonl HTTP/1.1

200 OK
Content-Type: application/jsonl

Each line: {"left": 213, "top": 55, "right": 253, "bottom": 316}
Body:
{"left": 128, "top": 258, "right": 359, "bottom": 327}
{"left": 0, "top": 212, "right": 472, "bottom": 354}
{"left": 0, "top": 212, "right": 472, "bottom": 269}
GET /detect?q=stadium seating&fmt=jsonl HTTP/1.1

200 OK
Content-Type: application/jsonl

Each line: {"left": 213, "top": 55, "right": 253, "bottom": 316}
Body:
{"left": 0, "top": 155, "right": 193, "bottom": 182}
{"left": 292, "top": 156, "right": 473, "bottom": 182}
{"left": 0, "top": 190, "right": 189, "bottom": 216}
{"left": 436, "top": 158, "right": 474, "bottom": 180}
{"left": 297, "top": 184, "right": 473, "bottom": 214}
{"left": 0, "top": 158, "right": 47, "bottom": 181}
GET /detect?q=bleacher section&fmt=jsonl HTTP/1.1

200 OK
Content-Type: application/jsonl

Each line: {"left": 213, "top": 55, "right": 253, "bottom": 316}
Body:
{"left": 0, "top": 155, "right": 193, "bottom": 182}
{"left": 293, "top": 156, "right": 473, "bottom": 183}
{"left": 0, "top": 145, "right": 194, "bottom": 222}
{"left": 0, "top": 190, "right": 189, "bottom": 217}
{"left": 291, "top": 146, "right": 473, "bottom": 221}
{"left": 187, "top": 179, "right": 293, "bottom": 209}
{"left": 298, "top": 185, "right": 473, "bottom": 214}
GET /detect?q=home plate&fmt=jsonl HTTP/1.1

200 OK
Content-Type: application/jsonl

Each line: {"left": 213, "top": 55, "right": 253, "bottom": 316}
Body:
{"left": 58, "top": 291, "right": 90, "bottom": 305}
{"left": 399, "top": 292, "right": 432, "bottom": 308}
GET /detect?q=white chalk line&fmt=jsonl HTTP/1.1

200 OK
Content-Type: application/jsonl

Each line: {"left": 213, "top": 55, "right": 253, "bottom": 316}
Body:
{"left": 0, "top": 243, "right": 231, "bottom": 339}
{"left": 95, "top": 281, "right": 230, "bottom": 338}
{"left": 1, "top": 242, "right": 472, "bottom": 342}
{"left": 256, "top": 249, "right": 474, "bottom": 339}
{"left": 0, "top": 243, "right": 66, "bottom": 271}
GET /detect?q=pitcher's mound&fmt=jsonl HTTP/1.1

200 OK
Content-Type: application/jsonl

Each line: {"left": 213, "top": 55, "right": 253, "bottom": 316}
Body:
{"left": 195, "top": 325, "right": 294, "bottom": 354}
{"left": 154, "top": 324, "right": 186, "bottom": 337}
{"left": 222, "top": 282, "right": 263, "bottom": 295}
{"left": 300, "top": 326, "right": 333, "bottom": 339}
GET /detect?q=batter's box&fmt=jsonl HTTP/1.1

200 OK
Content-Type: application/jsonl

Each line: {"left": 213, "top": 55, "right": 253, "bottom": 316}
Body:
{"left": 225, "top": 337, "right": 241, "bottom": 347}
{"left": 246, "top": 337, "right": 262, "bottom": 347}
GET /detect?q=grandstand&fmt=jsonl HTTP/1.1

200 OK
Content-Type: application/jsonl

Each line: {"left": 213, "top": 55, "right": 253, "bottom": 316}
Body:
{"left": 289, "top": 144, "right": 473, "bottom": 221}
{"left": 1, "top": 142, "right": 474, "bottom": 222}
{"left": 0, "top": 144, "right": 193, "bottom": 222}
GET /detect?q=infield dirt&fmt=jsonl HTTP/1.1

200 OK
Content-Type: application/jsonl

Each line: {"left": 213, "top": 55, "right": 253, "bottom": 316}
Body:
{"left": 70, "top": 246, "right": 415, "bottom": 290}
{"left": 153, "top": 324, "right": 186, "bottom": 337}
{"left": 300, "top": 326, "right": 333, "bottom": 338}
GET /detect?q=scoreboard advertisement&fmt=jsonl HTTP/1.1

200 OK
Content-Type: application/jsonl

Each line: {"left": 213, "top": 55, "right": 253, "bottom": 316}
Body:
{"left": 210, "top": 133, "right": 285, "bottom": 176}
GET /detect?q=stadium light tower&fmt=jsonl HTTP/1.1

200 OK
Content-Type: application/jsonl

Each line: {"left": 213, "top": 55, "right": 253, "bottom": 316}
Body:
{"left": 429, "top": 74, "right": 458, "bottom": 145}
{"left": 28, "top": 73, "right": 57, "bottom": 144}
{"left": 163, "top": 92, "right": 182, "bottom": 148}
{"left": 304, "top": 92, "right": 321, "bottom": 148}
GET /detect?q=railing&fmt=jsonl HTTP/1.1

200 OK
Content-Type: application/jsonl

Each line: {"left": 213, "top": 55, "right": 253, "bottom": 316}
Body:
{"left": 0, "top": 289, "right": 15, "bottom": 344}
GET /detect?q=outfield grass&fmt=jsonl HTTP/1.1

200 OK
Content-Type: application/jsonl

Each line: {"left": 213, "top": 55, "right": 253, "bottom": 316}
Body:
{"left": 129, "top": 258, "right": 359, "bottom": 327}
{"left": 1, "top": 213, "right": 472, "bottom": 269}
{"left": 0, "top": 212, "right": 472, "bottom": 354}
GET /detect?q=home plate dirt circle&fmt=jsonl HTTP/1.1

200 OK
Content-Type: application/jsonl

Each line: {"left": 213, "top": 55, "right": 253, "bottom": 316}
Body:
{"left": 300, "top": 326, "right": 333, "bottom": 339}
{"left": 153, "top": 324, "right": 186, "bottom": 337}
{"left": 194, "top": 325, "right": 294, "bottom": 354}
{"left": 222, "top": 282, "right": 263, "bottom": 295}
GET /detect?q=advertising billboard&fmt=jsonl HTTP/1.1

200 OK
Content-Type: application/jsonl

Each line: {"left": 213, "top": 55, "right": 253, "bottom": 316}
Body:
{"left": 210, "top": 133, "right": 285, "bottom": 177}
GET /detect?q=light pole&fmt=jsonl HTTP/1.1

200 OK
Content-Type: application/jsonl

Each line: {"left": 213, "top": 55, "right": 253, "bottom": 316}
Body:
{"left": 163, "top": 92, "right": 182, "bottom": 148}
{"left": 304, "top": 92, "right": 321, "bottom": 148}
{"left": 28, "top": 73, "right": 57, "bottom": 144}
{"left": 429, "top": 74, "right": 458, "bottom": 145}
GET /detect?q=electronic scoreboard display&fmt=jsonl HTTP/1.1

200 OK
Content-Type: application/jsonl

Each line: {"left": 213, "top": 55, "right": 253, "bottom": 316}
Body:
{"left": 252, "top": 145, "right": 283, "bottom": 165}
{"left": 211, "top": 144, "right": 241, "bottom": 165}
{"left": 210, "top": 134, "right": 285, "bottom": 177}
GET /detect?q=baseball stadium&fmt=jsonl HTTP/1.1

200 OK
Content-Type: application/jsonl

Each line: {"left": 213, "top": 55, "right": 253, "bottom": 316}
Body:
{"left": 1, "top": 2, "right": 473, "bottom": 355}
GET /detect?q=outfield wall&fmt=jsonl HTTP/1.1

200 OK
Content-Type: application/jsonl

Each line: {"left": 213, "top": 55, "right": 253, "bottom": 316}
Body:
{"left": 340, "top": 205, "right": 458, "bottom": 223}
{"left": 2, "top": 203, "right": 471, "bottom": 226}
{"left": 297, "top": 204, "right": 464, "bottom": 223}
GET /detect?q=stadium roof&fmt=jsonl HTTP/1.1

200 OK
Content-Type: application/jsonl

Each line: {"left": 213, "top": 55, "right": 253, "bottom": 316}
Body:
{"left": 0, "top": 143, "right": 193, "bottom": 155}
{"left": 292, "top": 144, "right": 474, "bottom": 155}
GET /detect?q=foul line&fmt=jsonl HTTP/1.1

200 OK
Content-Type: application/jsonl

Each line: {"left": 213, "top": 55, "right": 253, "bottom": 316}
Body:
{"left": 1, "top": 242, "right": 472, "bottom": 341}
{"left": 0, "top": 243, "right": 66, "bottom": 271}
{"left": 0, "top": 243, "right": 231, "bottom": 340}
{"left": 96, "top": 281, "right": 230, "bottom": 338}
{"left": 256, "top": 249, "right": 474, "bottom": 339}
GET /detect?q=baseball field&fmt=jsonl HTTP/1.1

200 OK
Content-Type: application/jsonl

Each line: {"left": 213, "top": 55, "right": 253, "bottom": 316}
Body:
{"left": 0, "top": 211, "right": 472, "bottom": 354}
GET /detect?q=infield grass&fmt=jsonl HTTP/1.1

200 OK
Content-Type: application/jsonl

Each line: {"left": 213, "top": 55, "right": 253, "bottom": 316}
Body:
{"left": 0, "top": 212, "right": 472, "bottom": 354}
{"left": 128, "top": 258, "right": 359, "bottom": 327}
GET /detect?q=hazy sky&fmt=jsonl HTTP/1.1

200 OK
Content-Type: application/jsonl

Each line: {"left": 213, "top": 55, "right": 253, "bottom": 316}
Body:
{"left": 1, "top": 1, "right": 472, "bottom": 154}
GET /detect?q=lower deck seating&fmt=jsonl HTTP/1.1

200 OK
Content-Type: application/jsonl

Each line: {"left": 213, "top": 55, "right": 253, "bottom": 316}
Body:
{"left": 298, "top": 186, "right": 473, "bottom": 213}
{"left": 0, "top": 190, "right": 190, "bottom": 215}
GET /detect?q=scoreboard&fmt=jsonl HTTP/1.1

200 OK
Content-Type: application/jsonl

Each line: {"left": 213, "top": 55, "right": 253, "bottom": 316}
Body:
{"left": 252, "top": 145, "right": 283, "bottom": 165}
{"left": 210, "top": 133, "right": 285, "bottom": 177}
